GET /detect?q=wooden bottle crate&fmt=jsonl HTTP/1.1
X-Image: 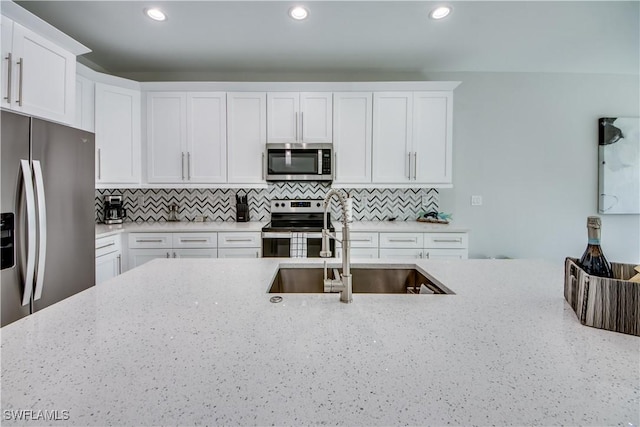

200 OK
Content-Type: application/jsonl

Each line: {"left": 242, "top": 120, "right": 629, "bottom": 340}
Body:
{"left": 564, "top": 258, "right": 639, "bottom": 336}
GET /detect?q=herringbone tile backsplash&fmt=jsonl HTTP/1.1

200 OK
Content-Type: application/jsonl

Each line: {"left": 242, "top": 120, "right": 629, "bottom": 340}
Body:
{"left": 96, "top": 183, "right": 439, "bottom": 223}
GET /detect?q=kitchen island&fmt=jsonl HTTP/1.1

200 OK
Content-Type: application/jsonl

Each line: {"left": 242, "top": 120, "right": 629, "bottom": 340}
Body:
{"left": 1, "top": 259, "right": 638, "bottom": 426}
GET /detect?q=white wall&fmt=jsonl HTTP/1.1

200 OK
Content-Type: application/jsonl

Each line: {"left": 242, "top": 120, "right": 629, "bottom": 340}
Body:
{"left": 429, "top": 72, "right": 639, "bottom": 263}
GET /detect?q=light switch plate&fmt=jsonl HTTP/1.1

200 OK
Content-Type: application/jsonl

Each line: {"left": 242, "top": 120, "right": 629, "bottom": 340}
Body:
{"left": 471, "top": 195, "right": 483, "bottom": 206}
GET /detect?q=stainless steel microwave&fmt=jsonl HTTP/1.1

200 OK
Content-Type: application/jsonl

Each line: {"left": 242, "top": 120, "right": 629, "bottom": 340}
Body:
{"left": 265, "top": 143, "right": 333, "bottom": 182}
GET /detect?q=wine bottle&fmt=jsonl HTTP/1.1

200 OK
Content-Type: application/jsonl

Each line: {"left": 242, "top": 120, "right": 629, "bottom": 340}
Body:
{"left": 579, "top": 216, "right": 614, "bottom": 278}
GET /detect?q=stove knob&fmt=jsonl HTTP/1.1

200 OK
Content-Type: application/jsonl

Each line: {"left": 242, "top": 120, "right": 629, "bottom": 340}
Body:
{"left": 316, "top": 202, "right": 321, "bottom": 208}
{"left": 275, "top": 203, "right": 280, "bottom": 208}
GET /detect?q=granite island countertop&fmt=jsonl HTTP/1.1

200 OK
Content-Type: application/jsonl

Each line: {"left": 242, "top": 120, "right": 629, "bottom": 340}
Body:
{"left": 1, "top": 259, "right": 638, "bottom": 426}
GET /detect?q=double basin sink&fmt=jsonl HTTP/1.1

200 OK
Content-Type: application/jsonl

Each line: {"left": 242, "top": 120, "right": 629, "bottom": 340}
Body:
{"left": 269, "top": 266, "right": 454, "bottom": 295}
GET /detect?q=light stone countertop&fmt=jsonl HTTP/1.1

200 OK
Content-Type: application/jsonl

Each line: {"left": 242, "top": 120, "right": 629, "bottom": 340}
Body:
{"left": 96, "top": 220, "right": 467, "bottom": 239}
{"left": 1, "top": 258, "right": 638, "bottom": 426}
{"left": 95, "top": 221, "right": 268, "bottom": 238}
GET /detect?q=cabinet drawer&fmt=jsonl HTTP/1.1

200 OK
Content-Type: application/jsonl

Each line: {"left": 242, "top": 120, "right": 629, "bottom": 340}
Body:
{"left": 95, "top": 234, "right": 122, "bottom": 257}
{"left": 172, "top": 233, "right": 217, "bottom": 249}
{"left": 217, "top": 232, "right": 261, "bottom": 248}
{"left": 379, "top": 233, "right": 423, "bottom": 249}
{"left": 128, "top": 233, "right": 172, "bottom": 249}
{"left": 424, "top": 233, "right": 468, "bottom": 249}
{"left": 335, "top": 232, "right": 379, "bottom": 248}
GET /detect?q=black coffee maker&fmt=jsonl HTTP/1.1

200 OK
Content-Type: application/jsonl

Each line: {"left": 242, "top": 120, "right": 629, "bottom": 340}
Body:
{"left": 235, "top": 193, "right": 249, "bottom": 222}
{"left": 103, "top": 195, "right": 126, "bottom": 224}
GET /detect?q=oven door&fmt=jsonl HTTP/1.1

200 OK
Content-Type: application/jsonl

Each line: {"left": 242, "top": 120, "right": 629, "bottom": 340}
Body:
{"left": 265, "top": 144, "right": 332, "bottom": 181}
{"left": 262, "top": 232, "right": 335, "bottom": 258}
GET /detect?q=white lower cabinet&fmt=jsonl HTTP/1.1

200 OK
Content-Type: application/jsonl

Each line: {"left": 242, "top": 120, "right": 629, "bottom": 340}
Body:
{"left": 379, "top": 232, "right": 468, "bottom": 259}
{"left": 217, "top": 232, "right": 261, "bottom": 258}
{"left": 95, "top": 234, "right": 122, "bottom": 284}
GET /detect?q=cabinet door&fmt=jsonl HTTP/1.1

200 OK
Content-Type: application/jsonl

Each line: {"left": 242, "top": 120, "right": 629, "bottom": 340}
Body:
{"left": 413, "top": 92, "right": 452, "bottom": 184}
{"left": 300, "top": 92, "right": 332, "bottom": 143}
{"left": 217, "top": 248, "right": 261, "bottom": 258}
{"left": 147, "top": 92, "right": 186, "bottom": 183}
{"left": 372, "top": 92, "right": 412, "bottom": 183}
{"left": 333, "top": 92, "right": 372, "bottom": 184}
{"left": 378, "top": 248, "right": 423, "bottom": 259}
{"left": 227, "top": 92, "right": 267, "bottom": 185}
{"left": 267, "top": 92, "right": 298, "bottom": 143}
{"left": 74, "top": 75, "right": 94, "bottom": 132}
{"left": 128, "top": 249, "right": 171, "bottom": 269}
{"left": 96, "top": 252, "right": 121, "bottom": 285}
{"left": 10, "top": 22, "right": 76, "bottom": 125}
{"left": 187, "top": 92, "right": 226, "bottom": 183}
{"left": 424, "top": 249, "right": 468, "bottom": 260}
{"left": 1, "top": 16, "right": 13, "bottom": 109}
{"left": 95, "top": 83, "right": 141, "bottom": 184}
{"left": 173, "top": 248, "right": 217, "bottom": 259}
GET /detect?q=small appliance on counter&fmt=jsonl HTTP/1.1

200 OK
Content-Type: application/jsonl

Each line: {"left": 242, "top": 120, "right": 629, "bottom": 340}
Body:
{"left": 103, "top": 195, "right": 126, "bottom": 224}
{"left": 236, "top": 193, "right": 249, "bottom": 222}
{"left": 168, "top": 203, "right": 180, "bottom": 222}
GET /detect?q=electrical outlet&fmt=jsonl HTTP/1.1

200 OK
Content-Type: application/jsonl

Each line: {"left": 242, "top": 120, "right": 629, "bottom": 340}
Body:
{"left": 471, "top": 195, "right": 483, "bottom": 206}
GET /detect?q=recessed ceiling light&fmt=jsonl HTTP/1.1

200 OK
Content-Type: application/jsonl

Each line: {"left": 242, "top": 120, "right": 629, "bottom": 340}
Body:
{"left": 289, "top": 6, "right": 309, "bottom": 21}
{"left": 145, "top": 8, "right": 167, "bottom": 21}
{"left": 429, "top": 6, "right": 451, "bottom": 20}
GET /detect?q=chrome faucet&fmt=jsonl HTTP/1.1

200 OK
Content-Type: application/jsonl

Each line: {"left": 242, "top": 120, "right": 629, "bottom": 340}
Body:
{"left": 320, "top": 189, "right": 352, "bottom": 303}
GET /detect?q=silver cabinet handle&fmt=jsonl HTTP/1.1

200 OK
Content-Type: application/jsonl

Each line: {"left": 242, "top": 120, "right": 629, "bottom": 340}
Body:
{"left": 301, "top": 111, "right": 304, "bottom": 142}
{"left": 333, "top": 152, "right": 337, "bottom": 180}
{"left": 388, "top": 238, "right": 417, "bottom": 243}
{"left": 4, "top": 52, "right": 12, "bottom": 104}
{"left": 96, "top": 241, "right": 115, "bottom": 250}
{"left": 181, "top": 152, "right": 185, "bottom": 180}
{"left": 180, "top": 238, "right": 209, "bottom": 243}
{"left": 19, "top": 160, "right": 36, "bottom": 306}
{"left": 187, "top": 152, "right": 191, "bottom": 180}
{"left": 317, "top": 149, "right": 322, "bottom": 177}
{"left": 295, "top": 111, "right": 298, "bottom": 141}
{"left": 166, "top": 252, "right": 170, "bottom": 258}
{"left": 173, "top": 252, "right": 176, "bottom": 258}
{"left": 33, "top": 162, "right": 46, "bottom": 301}
{"left": 413, "top": 152, "right": 417, "bottom": 180}
{"left": 425, "top": 252, "right": 430, "bottom": 259}
{"left": 137, "top": 239, "right": 164, "bottom": 243}
{"left": 351, "top": 238, "right": 372, "bottom": 242}
{"left": 433, "top": 238, "right": 462, "bottom": 243}
{"left": 262, "top": 152, "right": 265, "bottom": 180}
{"left": 117, "top": 254, "right": 122, "bottom": 274}
{"left": 16, "top": 57, "right": 23, "bottom": 106}
{"left": 97, "top": 148, "right": 102, "bottom": 180}
{"left": 224, "top": 238, "right": 253, "bottom": 242}
{"left": 407, "top": 153, "right": 411, "bottom": 179}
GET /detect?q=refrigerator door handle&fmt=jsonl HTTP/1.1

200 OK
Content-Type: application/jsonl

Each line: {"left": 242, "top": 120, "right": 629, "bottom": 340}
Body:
{"left": 32, "top": 160, "right": 47, "bottom": 301}
{"left": 19, "top": 160, "right": 36, "bottom": 306}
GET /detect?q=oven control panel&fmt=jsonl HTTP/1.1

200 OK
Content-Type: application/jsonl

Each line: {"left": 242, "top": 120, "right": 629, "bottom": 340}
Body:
{"left": 270, "top": 199, "right": 324, "bottom": 213}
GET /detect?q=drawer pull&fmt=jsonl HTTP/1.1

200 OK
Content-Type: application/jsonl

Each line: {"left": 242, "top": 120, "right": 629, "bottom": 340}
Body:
{"left": 137, "top": 239, "right": 164, "bottom": 243}
{"left": 96, "top": 242, "right": 115, "bottom": 250}
{"left": 351, "top": 238, "right": 372, "bottom": 242}
{"left": 179, "top": 239, "right": 209, "bottom": 243}
{"left": 388, "top": 239, "right": 416, "bottom": 243}
{"left": 224, "top": 238, "right": 253, "bottom": 242}
{"left": 433, "top": 238, "right": 462, "bottom": 243}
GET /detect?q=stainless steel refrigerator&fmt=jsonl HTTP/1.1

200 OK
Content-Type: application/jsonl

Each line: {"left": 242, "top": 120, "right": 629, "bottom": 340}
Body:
{"left": 1, "top": 110, "right": 95, "bottom": 327}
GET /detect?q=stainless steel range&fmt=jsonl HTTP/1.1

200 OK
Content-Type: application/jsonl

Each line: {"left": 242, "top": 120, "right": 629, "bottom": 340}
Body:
{"left": 261, "top": 199, "right": 335, "bottom": 258}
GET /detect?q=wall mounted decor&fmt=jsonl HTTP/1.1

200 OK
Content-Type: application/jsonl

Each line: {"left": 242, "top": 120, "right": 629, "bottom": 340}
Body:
{"left": 598, "top": 117, "right": 640, "bottom": 214}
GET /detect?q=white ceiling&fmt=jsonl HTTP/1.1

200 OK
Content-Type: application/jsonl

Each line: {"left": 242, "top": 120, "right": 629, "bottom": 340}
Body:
{"left": 13, "top": 1, "right": 640, "bottom": 81}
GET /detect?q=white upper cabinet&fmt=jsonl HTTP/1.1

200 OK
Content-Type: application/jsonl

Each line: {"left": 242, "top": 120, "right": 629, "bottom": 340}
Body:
{"left": 227, "top": 92, "right": 267, "bottom": 185}
{"left": 147, "top": 92, "right": 187, "bottom": 183}
{"left": 372, "top": 91, "right": 453, "bottom": 187}
{"left": 187, "top": 92, "right": 227, "bottom": 183}
{"left": 147, "top": 91, "right": 227, "bottom": 184}
{"left": 412, "top": 92, "right": 452, "bottom": 184}
{"left": 95, "top": 83, "right": 141, "bottom": 184}
{"left": 372, "top": 92, "right": 413, "bottom": 184}
{"left": 1, "top": 17, "right": 76, "bottom": 125}
{"left": 267, "top": 92, "right": 332, "bottom": 143}
{"left": 332, "top": 92, "right": 372, "bottom": 184}
{"left": 74, "top": 74, "right": 95, "bottom": 132}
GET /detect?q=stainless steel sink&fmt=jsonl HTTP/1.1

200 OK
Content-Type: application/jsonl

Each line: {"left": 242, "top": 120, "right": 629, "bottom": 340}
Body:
{"left": 268, "top": 267, "right": 453, "bottom": 294}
